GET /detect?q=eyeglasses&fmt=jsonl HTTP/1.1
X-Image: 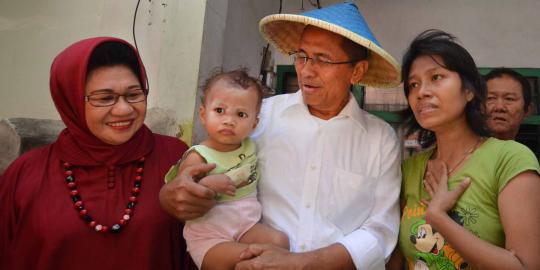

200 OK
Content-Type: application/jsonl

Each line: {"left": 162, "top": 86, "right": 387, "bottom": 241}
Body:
{"left": 85, "top": 88, "right": 147, "bottom": 107}
{"left": 290, "top": 52, "right": 359, "bottom": 68}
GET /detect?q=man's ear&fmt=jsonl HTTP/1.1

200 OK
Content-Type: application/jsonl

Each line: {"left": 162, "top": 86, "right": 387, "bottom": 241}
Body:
{"left": 350, "top": 60, "right": 369, "bottom": 85}
{"left": 525, "top": 103, "right": 534, "bottom": 117}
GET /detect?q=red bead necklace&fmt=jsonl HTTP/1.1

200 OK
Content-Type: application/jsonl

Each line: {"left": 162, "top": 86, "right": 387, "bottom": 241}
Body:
{"left": 62, "top": 157, "right": 145, "bottom": 233}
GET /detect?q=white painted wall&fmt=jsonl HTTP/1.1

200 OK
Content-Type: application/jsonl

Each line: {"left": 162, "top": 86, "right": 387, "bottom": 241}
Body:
{"left": 0, "top": 0, "right": 207, "bottom": 143}
{"left": 147, "top": 0, "right": 207, "bottom": 143}
{"left": 0, "top": 0, "right": 106, "bottom": 120}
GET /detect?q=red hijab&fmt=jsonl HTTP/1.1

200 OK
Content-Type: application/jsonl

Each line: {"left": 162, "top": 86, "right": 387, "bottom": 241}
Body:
{"left": 50, "top": 37, "right": 153, "bottom": 166}
{"left": 1, "top": 37, "right": 196, "bottom": 270}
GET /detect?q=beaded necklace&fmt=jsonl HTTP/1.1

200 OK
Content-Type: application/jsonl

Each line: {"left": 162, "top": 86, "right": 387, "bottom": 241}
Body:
{"left": 62, "top": 157, "right": 145, "bottom": 233}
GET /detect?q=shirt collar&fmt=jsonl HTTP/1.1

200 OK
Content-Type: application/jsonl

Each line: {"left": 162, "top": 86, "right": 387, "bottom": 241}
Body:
{"left": 282, "top": 90, "right": 305, "bottom": 110}
{"left": 281, "top": 90, "right": 368, "bottom": 132}
{"left": 336, "top": 94, "right": 368, "bottom": 132}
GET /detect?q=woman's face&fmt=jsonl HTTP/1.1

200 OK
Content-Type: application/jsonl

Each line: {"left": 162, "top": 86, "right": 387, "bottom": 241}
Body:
{"left": 407, "top": 55, "right": 473, "bottom": 133}
{"left": 84, "top": 65, "right": 146, "bottom": 145}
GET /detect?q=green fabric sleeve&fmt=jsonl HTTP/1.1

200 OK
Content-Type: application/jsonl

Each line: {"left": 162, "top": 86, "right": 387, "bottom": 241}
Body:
{"left": 496, "top": 140, "right": 540, "bottom": 193}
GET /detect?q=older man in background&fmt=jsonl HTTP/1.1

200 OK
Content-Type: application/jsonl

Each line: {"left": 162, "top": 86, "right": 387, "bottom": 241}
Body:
{"left": 485, "top": 68, "right": 533, "bottom": 140}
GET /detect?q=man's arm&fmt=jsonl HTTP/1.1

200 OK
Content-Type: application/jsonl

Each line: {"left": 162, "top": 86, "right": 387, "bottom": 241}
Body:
{"left": 336, "top": 127, "right": 401, "bottom": 268}
{"left": 158, "top": 163, "right": 218, "bottom": 221}
{"left": 235, "top": 243, "right": 355, "bottom": 270}
{"left": 310, "top": 129, "right": 400, "bottom": 269}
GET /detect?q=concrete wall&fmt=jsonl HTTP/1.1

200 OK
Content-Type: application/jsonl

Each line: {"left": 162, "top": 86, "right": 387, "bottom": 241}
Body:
{"left": 192, "top": 0, "right": 230, "bottom": 144}
{"left": 0, "top": 0, "right": 207, "bottom": 144}
{"left": 222, "top": 0, "right": 277, "bottom": 78}
{"left": 357, "top": 0, "right": 540, "bottom": 68}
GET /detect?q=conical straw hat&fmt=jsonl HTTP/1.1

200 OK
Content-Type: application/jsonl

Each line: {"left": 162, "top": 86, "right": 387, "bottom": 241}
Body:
{"left": 259, "top": 2, "right": 401, "bottom": 88}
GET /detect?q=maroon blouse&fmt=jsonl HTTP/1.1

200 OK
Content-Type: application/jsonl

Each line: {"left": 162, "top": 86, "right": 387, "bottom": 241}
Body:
{"left": 0, "top": 37, "right": 196, "bottom": 270}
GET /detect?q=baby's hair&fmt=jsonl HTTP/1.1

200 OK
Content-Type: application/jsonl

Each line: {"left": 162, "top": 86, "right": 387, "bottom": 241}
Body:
{"left": 201, "top": 68, "right": 263, "bottom": 111}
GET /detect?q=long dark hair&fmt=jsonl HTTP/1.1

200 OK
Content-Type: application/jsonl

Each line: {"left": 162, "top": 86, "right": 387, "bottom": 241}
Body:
{"left": 401, "top": 29, "right": 489, "bottom": 148}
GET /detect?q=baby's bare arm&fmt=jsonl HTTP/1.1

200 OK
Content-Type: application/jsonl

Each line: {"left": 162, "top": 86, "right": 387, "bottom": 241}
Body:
{"left": 179, "top": 151, "right": 235, "bottom": 196}
{"left": 177, "top": 151, "right": 206, "bottom": 174}
{"left": 239, "top": 223, "right": 289, "bottom": 250}
{"left": 198, "top": 174, "right": 235, "bottom": 196}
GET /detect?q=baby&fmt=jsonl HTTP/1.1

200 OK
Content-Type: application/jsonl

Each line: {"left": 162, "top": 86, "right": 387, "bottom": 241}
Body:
{"left": 165, "top": 69, "right": 289, "bottom": 270}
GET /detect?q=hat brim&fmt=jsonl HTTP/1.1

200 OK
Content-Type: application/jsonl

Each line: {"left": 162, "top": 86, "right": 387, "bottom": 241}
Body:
{"left": 260, "top": 14, "right": 401, "bottom": 88}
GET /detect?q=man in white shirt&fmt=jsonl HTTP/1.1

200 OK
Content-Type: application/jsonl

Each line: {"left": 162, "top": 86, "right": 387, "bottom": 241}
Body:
{"left": 160, "top": 3, "right": 402, "bottom": 269}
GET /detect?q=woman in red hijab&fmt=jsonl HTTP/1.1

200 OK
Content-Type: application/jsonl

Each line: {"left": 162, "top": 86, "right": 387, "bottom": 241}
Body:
{"left": 0, "top": 37, "right": 196, "bottom": 270}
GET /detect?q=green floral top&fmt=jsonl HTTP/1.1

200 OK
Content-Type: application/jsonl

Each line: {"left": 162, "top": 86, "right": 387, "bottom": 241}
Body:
{"left": 399, "top": 138, "right": 539, "bottom": 270}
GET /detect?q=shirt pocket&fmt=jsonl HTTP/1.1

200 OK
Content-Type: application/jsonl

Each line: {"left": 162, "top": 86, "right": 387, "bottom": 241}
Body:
{"left": 320, "top": 169, "right": 375, "bottom": 234}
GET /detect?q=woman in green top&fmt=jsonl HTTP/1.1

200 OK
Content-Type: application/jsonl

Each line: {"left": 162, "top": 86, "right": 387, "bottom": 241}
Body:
{"left": 388, "top": 30, "right": 540, "bottom": 270}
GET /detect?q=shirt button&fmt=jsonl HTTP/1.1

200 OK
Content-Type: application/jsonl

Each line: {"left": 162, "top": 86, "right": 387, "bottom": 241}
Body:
{"left": 305, "top": 203, "right": 311, "bottom": 208}
{"left": 107, "top": 182, "right": 115, "bottom": 188}
{"left": 310, "top": 165, "right": 316, "bottom": 171}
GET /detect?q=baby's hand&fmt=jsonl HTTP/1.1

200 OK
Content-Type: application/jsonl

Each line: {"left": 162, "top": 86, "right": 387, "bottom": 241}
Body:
{"left": 198, "top": 174, "right": 236, "bottom": 196}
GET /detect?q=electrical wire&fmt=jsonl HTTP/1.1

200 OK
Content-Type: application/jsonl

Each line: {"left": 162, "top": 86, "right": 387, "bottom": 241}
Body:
{"left": 132, "top": 0, "right": 149, "bottom": 90}
{"left": 133, "top": 0, "right": 141, "bottom": 51}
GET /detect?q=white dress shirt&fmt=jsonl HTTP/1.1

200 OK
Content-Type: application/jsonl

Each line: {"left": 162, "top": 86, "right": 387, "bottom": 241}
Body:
{"left": 251, "top": 91, "right": 401, "bottom": 269}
